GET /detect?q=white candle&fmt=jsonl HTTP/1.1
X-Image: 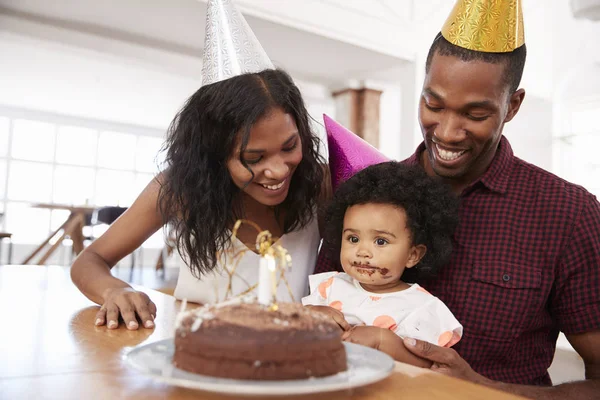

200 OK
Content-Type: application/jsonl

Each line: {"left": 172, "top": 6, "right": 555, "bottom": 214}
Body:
{"left": 258, "top": 254, "right": 276, "bottom": 305}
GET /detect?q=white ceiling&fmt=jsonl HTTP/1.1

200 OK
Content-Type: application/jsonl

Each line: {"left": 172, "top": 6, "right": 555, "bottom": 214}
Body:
{"left": 0, "top": 0, "right": 409, "bottom": 85}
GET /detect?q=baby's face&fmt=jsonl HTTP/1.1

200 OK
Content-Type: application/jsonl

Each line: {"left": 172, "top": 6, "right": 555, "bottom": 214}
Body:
{"left": 340, "top": 203, "right": 423, "bottom": 289}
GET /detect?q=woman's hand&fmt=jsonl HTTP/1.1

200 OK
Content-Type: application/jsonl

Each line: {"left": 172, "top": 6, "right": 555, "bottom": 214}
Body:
{"left": 304, "top": 305, "right": 351, "bottom": 331}
{"left": 95, "top": 287, "right": 157, "bottom": 330}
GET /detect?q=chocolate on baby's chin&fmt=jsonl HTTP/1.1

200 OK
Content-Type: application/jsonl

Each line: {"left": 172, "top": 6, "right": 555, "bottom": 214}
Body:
{"left": 379, "top": 268, "right": 390, "bottom": 275}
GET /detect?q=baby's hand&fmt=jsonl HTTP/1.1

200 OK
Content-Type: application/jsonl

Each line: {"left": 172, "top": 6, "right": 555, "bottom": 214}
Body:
{"left": 341, "top": 325, "right": 385, "bottom": 349}
{"left": 304, "top": 305, "right": 351, "bottom": 331}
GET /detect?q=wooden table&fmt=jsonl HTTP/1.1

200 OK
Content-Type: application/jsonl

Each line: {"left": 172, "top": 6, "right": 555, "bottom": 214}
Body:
{"left": 22, "top": 203, "right": 97, "bottom": 265}
{"left": 0, "top": 266, "right": 525, "bottom": 400}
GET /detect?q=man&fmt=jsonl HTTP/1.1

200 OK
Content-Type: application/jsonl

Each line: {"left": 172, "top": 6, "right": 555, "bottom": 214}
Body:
{"left": 317, "top": 1, "right": 600, "bottom": 398}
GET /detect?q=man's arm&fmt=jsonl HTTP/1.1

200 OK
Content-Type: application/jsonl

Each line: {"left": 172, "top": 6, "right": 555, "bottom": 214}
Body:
{"left": 403, "top": 331, "right": 600, "bottom": 400}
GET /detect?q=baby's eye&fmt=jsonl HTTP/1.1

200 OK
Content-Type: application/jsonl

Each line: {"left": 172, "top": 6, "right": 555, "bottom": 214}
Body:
{"left": 375, "top": 238, "right": 388, "bottom": 246}
{"left": 347, "top": 235, "right": 359, "bottom": 244}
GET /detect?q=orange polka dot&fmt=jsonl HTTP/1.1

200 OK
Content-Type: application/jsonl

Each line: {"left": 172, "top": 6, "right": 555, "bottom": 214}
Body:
{"left": 369, "top": 296, "right": 382, "bottom": 301}
{"left": 416, "top": 286, "right": 431, "bottom": 295}
{"left": 446, "top": 331, "right": 462, "bottom": 348}
{"left": 318, "top": 277, "right": 335, "bottom": 298}
{"left": 373, "top": 315, "right": 397, "bottom": 331}
{"left": 329, "top": 301, "right": 343, "bottom": 311}
{"left": 438, "top": 331, "right": 457, "bottom": 347}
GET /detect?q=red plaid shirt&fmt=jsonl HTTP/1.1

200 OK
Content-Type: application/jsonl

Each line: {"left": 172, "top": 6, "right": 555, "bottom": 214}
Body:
{"left": 315, "top": 136, "right": 600, "bottom": 385}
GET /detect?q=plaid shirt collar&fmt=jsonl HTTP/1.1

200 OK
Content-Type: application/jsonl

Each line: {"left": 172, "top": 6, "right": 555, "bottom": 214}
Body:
{"left": 405, "top": 136, "right": 513, "bottom": 195}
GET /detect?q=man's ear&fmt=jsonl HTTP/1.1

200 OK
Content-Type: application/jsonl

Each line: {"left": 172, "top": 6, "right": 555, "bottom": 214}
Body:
{"left": 406, "top": 244, "right": 427, "bottom": 268}
{"left": 504, "top": 88, "right": 526, "bottom": 123}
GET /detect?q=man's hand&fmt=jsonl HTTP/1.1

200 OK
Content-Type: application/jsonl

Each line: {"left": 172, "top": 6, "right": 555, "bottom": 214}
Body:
{"left": 403, "top": 338, "right": 489, "bottom": 384}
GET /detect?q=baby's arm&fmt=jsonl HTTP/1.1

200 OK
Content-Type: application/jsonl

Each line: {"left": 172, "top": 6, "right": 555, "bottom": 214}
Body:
{"left": 342, "top": 326, "right": 432, "bottom": 368}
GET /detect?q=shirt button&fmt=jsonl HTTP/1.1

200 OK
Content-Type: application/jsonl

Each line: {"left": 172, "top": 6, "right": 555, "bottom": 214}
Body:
{"left": 502, "top": 274, "right": 511, "bottom": 282}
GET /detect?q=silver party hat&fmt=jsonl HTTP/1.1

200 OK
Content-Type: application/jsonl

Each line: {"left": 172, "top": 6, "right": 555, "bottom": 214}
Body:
{"left": 201, "top": 0, "right": 274, "bottom": 86}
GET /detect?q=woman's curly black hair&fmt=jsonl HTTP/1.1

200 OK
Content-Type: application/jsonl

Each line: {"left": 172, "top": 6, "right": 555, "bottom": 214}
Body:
{"left": 158, "top": 69, "right": 325, "bottom": 278}
{"left": 322, "top": 161, "right": 459, "bottom": 282}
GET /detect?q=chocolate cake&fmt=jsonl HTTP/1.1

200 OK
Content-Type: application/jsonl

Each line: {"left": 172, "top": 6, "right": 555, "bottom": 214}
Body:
{"left": 173, "top": 297, "right": 347, "bottom": 380}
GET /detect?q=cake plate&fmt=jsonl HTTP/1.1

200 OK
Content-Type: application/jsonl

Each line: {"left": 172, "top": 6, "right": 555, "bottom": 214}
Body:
{"left": 125, "top": 339, "right": 394, "bottom": 396}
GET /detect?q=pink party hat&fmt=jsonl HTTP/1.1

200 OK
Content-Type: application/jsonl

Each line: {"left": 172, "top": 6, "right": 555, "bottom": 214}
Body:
{"left": 324, "top": 114, "right": 389, "bottom": 192}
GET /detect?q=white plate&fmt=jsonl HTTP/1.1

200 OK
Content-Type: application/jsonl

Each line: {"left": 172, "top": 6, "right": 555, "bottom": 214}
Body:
{"left": 125, "top": 339, "right": 394, "bottom": 396}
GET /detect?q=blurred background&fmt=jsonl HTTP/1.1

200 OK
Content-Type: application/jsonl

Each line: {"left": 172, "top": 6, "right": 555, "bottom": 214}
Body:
{"left": 0, "top": 0, "right": 598, "bottom": 381}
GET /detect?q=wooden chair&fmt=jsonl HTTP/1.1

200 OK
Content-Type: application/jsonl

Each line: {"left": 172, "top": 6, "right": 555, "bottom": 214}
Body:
{"left": 82, "top": 207, "right": 139, "bottom": 281}
{"left": 0, "top": 233, "right": 13, "bottom": 266}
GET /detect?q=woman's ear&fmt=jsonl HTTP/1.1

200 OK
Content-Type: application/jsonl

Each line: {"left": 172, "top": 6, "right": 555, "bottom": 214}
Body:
{"left": 405, "top": 245, "right": 427, "bottom": 268}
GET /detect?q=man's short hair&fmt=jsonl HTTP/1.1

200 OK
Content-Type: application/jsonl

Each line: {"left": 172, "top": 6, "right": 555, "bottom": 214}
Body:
{"left": 425, "top": 32, "right": 527, "bottom": 94}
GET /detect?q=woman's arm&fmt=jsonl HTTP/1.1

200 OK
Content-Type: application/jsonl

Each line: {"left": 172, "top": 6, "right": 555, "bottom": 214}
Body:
{"left": 70, "top": 175, "right": 166, "bottom": 329}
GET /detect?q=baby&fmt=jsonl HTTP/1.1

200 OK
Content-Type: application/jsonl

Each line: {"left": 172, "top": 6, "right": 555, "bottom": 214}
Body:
{"left": 303, "top": 162, "right": 461, "bottom": 367}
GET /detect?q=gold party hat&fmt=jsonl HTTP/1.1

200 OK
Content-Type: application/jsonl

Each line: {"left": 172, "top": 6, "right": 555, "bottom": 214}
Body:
{"left": 441, "top": 0, "right": 525, "bottom": 53}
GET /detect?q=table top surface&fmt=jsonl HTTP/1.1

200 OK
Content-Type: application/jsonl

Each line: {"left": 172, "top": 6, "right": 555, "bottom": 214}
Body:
{"left": 31, "top": 203, "right": 98, "bottom": 212}
{"left": 0, "top": 265, "right": 524, "bottom": 400}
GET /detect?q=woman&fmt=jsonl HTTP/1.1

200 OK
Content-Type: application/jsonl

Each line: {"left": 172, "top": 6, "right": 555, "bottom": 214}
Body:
{"left": 71, "top": 69, "right": 328, "bottom": 330}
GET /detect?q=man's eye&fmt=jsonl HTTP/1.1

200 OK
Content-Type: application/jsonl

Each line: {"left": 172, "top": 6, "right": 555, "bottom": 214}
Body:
{"left": 466, "top": 114, "right": 489, "bottom": 121}
{"left": 425, "top": 103, "right": 443, "bottom": 112}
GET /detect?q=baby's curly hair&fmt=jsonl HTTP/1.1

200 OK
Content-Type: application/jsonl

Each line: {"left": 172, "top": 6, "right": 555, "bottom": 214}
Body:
{"left": 323, "top": 162, "right": 459, "bottom": 282}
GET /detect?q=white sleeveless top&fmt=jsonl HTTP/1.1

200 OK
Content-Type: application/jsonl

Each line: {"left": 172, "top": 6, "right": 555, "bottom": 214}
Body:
{"left": 173, "top": 216, "right": 320, "bottom": 305}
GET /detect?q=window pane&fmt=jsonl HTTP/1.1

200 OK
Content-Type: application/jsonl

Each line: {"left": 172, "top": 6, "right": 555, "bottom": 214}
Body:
{"left": 7, "top": 161, "right": 53, "bottom": 202}
{"left": 53, "top": 166, "right": 96, "bottom": 205}
{"left": 142, "top": 229, "right": 166, "bottom": 248}
{"left": 136, "top": 136, "right": 163, "bottom": 173}
{"left": 97, "top": 131, "right": 136, "bottom": 170}
{"left": 0, "top": 160, "right": 6, "bottom": 199}
{"left": 132, "top": 173, "right": 154, "bottom": 201}
{"left": 11, "top": 119, "right": 56, "bottom": 162}
{"left": 50, "top": 209, "right": 71, "bottom": 231}
{"left": 95, "top": 169, "right": 135, "bottom": 206}
{"left": 0, "top": 116, "right": 9, "bottom": 157}
{"left": 56, "top": 126, "right": 98, "bottom": 166}
{"left": 556, "top": 134, "right": 600, "bottom": 190}
{"left": 6, "top": 202, "right": 51, "bottom": 244}
{"left": 571, "top": 109, "right": 599, "bottom": 135}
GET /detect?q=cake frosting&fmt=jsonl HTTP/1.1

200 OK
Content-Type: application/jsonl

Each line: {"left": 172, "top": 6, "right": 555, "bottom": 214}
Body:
{"left": 173, "top": 296, "right": 347, "bottom": 380}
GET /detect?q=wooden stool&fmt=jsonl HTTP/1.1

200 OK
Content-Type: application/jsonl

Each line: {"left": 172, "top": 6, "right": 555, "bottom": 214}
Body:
{"left": 0, "top": 233, "right": 13, "bottom": 265}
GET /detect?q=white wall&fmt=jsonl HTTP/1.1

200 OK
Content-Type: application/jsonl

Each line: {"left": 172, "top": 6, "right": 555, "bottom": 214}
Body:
{"left": 0, "top": 32, "right": 198, "bottom": 130}
{"left": 504, "top": 95, "right": 553, "bottom": 171}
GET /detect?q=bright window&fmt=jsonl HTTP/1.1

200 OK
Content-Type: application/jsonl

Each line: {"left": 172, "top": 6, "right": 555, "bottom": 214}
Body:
{"left": 56, "top": 125, "right": 98, "bottom": 166}
{"left": 553, "top": 101, "right": 600, "bottom": 199}
{"left": 97, "top": 131, "right": 137, "bottom": 170}
{"left": 0, "top": 109, "right": 165, "bottom": 248}
{"left": 136, "top": 136, "right": 164, "bottom": 173}
{"left": 11, "top": 119, "right": 56, "bottom": 162}
{"left": 7, "top": 161, "right": 53, "bottom": 202}
{"left": 53, "top": 165, "right": 96, "bottom": 205}
{"left": 0, "top": 117, "right": 9, "bottom": 157}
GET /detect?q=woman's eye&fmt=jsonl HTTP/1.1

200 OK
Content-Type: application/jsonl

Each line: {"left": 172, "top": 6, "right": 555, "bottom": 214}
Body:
{"left": 375, "top": 238, "right": 388, "bottom": 246}
{"left": 243, "top": 157, "right": 262, "bottom": 165}
{"left": 282, "top": 141, "right": 298, "bottom": 152}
